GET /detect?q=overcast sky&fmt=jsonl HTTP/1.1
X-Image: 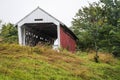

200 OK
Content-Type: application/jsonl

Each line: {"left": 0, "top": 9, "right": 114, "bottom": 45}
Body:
{"left": 0, "top": 0, "right": 99, "bottom": 27}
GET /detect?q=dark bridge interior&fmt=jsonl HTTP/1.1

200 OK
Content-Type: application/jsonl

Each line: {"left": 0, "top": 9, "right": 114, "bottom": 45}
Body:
{"left": 23, "top": 23, "right": 57, "bottom": 46}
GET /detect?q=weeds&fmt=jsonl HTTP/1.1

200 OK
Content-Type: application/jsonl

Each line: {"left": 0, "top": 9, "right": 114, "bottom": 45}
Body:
{"left": 0, "top": 43, "right": 120, "bottom": 80}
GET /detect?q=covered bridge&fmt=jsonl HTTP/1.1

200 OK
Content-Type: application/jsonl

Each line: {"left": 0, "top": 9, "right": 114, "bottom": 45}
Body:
{"left": 16, "top": 7, "right": 78, "bottom": 52}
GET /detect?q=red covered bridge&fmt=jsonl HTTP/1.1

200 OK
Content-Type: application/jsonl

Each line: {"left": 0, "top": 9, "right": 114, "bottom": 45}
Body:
{"left": 16, "top": 7, "right": 78, "bottom": 52}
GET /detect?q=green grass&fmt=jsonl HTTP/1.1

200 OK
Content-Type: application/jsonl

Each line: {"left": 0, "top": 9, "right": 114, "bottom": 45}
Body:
{"left": 0, "top": 43, "right": 120, "bottom": 80}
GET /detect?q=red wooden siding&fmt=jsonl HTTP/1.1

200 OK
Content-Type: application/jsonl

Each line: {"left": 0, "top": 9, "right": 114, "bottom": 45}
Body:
{"left": 60, "top": 26, "right": 76, "bottom": 52}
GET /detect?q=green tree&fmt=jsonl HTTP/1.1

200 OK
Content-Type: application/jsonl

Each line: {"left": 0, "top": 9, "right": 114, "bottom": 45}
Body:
{"left": 71, "top": 0, "right": 120, "bottom": 57}
{"left": 71, "top": 2, "right": 103, "bottom": 50}
{"left": 100, "top": 0, "right": 120, "bottom": 27}
{"left": 0, "top": 23, "right": 18, "bottom": 43}
{"left": 100, "top": 0, "right": 120, "bottom": 56}
{"left": 71, "top": 2, "right": 104, "bottom": 62}
{"left": 111, "top": 29, "right": 120, "bottom": 57}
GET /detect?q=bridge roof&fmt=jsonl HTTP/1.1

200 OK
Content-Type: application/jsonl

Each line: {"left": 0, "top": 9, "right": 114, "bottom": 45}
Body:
{"left": 16, "top": 7, "right": 78, "bottom": 41}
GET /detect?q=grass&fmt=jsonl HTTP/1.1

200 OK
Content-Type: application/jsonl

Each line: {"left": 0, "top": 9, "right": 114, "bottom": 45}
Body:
{"left": 0, "top": 43, "right": 120, "bottom": 80}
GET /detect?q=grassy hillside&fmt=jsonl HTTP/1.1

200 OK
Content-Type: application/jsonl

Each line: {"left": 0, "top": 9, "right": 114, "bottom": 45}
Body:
{"left": 0, "top": 43, "right": 120, "bottom": 80}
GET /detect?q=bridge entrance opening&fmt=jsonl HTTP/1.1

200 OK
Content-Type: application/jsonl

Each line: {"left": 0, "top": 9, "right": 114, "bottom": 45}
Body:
{"left": 22, "top": 23, "right": 57, "bottom": 46}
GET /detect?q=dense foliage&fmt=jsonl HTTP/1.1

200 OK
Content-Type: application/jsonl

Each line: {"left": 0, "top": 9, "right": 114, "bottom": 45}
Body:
{"left": 0, "top": 23, "right": 18, "bottom": 43}
{"left": 71, "top": 0, "right": 120, "bottom": 56}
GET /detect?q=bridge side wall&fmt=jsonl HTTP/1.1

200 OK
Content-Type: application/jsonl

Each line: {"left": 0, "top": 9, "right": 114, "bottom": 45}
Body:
{"left": 60, "top": 27, "right": 76, "bottom": 52}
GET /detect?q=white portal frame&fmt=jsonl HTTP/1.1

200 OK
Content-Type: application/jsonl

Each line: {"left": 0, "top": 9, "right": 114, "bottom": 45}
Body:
{"left": 16, "top": 7, "right": 63, "bottom": 48}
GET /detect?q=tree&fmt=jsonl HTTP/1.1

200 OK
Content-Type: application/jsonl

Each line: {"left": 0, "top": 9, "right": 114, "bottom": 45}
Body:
{"left": 111, "top": 29, "right": 120, "bottom": 57}
{"left": 100, "top": 0, "right": 120, "bottom": 27}
{"left": 71, "top": 0, "right": 120, "bottom": 57}
{"left": 71, "top": 2, "right": 103, "bottom": 49}
{"left": 0, "top": 23, "right": 18, "bottom": 43}
{"left": 71, "top": 2, "right": 104, "bottom": 62}
{"left": 100, "top": 0, "right": 120, "bottom": 56}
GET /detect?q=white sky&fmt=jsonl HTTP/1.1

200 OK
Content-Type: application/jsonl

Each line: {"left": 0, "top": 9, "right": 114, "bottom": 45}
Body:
{"left": 0, "top": 0, "right": 99, "bottom": 27}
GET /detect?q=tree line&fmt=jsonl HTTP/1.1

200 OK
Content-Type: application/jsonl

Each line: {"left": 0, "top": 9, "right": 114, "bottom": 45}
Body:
{"left": 71, "top": 0, "right": 120, "bottom": 57}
